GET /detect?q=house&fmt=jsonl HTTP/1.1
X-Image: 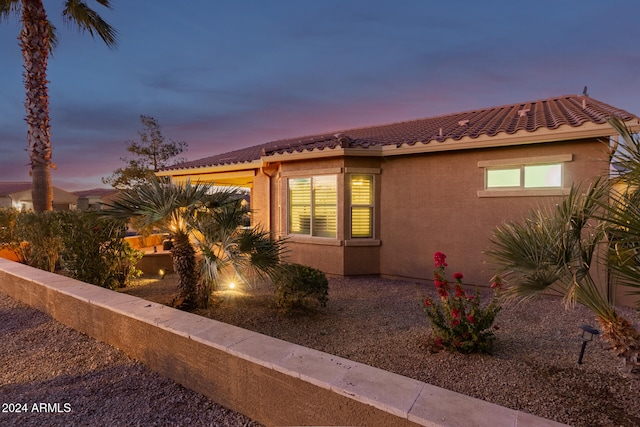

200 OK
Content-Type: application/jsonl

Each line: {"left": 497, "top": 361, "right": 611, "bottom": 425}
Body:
{"left": 0, "top": 182, "right": 78, "bottom": 211}
{"left": 73, "top": 188, "right": 120, "bottom": 211}
{"left": 157, "top": 94, "right": 639, "bottom": 301}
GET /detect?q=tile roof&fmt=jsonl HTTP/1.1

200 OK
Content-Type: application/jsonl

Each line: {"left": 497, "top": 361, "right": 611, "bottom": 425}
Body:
{"left": 164, "top": 95, "right": 637, "bottom": 171}
{"left": 0, "top": 182, "right": 32, "bottom": 195}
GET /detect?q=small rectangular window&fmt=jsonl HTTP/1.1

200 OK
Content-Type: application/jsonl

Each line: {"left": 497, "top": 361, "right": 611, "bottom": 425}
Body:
{"left": 486, "top": 163, "right": 562, "bottom": 189}
{"left": 351, "top": 175, "right": 373, "bottom": 238}
{"left": 486, "top": 168, "right": 520, "bottom": 188}
{"left": 524, "top": 164, "right": 562, "bottom": 188}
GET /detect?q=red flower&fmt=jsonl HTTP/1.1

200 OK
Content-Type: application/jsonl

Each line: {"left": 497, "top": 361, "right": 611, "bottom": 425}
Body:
{"left": 450, "top": 309, "right": 461, "bottom": 319}
{"left": 424, "top": 298, "right": 432, "bottom": 307}
{"left": 434, "top": 337, "right": 443, "bottom": 347}
{"left": 434, "top": 251, "right": 448, "bottom": 268}
{"left": 453, "top": 272, "right": 463, "bottom": 280}
{"left": 454, "top": 286, "right": 465, "bottom": 297}
{"left": 437, "top": 288, "right": 448, "bottom": 298}
{"left": 466, "top": 314, "right": 475, "bottom": 324}
{"left": 491, "top": 281, "right": 500, "bottom": 289}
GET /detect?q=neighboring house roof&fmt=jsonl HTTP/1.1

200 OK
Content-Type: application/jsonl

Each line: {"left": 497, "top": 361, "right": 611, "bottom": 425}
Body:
{"left": 73, "top": 188, "right": 119, "bottom": 198}
{"left": 0, "top": 182, "right": 32, "bottom": 196}
{"left": 161, "top": 94, "right": 638, "bottom": 173}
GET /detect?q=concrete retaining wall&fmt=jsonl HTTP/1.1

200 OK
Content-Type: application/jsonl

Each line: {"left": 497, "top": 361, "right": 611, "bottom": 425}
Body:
{"left": 0, "top": 258, "right": 567, "bottom": 427}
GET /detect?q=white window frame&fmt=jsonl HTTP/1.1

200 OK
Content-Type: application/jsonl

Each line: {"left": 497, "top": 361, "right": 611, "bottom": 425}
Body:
{"left": 350, "top": 174, "right": 374, "bottom": 238}
{"left": 478, "top": 154, "right": 572, "bottom": 197}
{"left": 287, "top": 175, "right": 337, "bottom": 238}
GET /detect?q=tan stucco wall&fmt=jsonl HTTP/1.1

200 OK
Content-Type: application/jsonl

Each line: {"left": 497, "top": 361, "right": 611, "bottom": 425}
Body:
{"left": 378, "top": 139, "right": 610, "bottom": 285}
{"left": 229, "top": 139, "right": 616, "bottom": 295}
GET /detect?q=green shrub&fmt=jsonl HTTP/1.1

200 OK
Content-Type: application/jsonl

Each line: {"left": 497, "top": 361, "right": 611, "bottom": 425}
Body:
{"left": 15, "top": 211, "right": 63, "bottom": 272}
{"left": 58, "top": 212, "right": 142, "bottom": 289}
{"left": 0, "top": 208, "right": 28, "bottom": 263}
{"left": 274, "top": 263, "right": 329, "bottom": 313}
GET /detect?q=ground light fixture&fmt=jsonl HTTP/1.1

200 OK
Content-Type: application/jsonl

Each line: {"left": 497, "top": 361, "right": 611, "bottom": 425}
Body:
{"left": 578, "top": 324, "right": 600, "bottom": 364}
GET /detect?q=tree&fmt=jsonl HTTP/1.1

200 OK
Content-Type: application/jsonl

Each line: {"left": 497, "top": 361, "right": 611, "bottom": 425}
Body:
{"left": 103, "top": 177, "right": 284, "bottom": 309}
{"left": 0, "top": 0, "right": 117, "bottom": 212}
{"left": 486, "top": 119, "right": 640, "bottom": 376}
{"left": 103, "top": 115, "right": 188, "bottom": 189}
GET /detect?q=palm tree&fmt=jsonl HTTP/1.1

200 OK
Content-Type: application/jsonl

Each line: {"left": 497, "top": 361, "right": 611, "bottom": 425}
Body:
{"left": 487, "top": 139, "right": 640, "bottom": 376}
{"left": 104, "top": 178, "right": 217, "bottom": 309}
{"left": 0, "top": 0, "right": 117, "bottom": 212}
{"left": 104, "top": 178, "right": 284, "bottom": 309}
{"left": 193, "top": 197, "right": 284, "bottom": 307}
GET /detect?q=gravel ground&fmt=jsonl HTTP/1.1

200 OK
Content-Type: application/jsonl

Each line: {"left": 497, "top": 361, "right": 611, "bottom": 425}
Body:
{"left": 0, "top": 292, "right": 262, "bottom": 427}
{"left": 124, "top": 274, "right": 640, "bottom": 427}
{"left": 3, "top": 274, "right": 640, "bottom": 427}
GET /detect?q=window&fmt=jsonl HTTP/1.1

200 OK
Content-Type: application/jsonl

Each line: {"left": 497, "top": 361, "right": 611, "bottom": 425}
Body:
{"left": 351, "top": 175, "right": 373, "bottom": 238}
{"left": 478, "top": 154, "right": 571, "bottom": 198}
{"left": 288, "top": 176, "right": 337, "bottom": 238}
{"left": 486, "top": 163, "right": 563, "bottom": 189}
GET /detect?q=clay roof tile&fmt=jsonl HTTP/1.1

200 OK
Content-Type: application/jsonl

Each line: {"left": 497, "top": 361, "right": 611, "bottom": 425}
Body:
{"left": 163, "top": 95, "right": 637, "bottom": 171}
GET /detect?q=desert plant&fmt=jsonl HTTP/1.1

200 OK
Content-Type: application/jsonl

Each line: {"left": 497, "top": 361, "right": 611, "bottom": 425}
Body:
{"left": 273, "top": 263, "right": 329, "bottom": 313}
{"left": 14, "top": 210, "right": 63, "bottom": 271}
{"left": 194, "top": 197, "right": 284, "bottom": 307}
{"left": 0, "top": 207, "right": 28, "bottom": 263}
{"left": 58, "top": 211, "right": 142, "bottom": 289}
{"left": 424, "top": 252, "right": 501, "bottom": 353}
{"left": 487, "top": 178, "right": 640, "bottom": 376}
{"left": 103, "top": 177, "right": 219, "bottom": 308}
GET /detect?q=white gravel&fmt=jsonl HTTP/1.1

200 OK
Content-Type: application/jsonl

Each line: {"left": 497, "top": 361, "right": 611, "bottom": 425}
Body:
{"left": 0, "top": 292, "right": 262, "bottom": 427}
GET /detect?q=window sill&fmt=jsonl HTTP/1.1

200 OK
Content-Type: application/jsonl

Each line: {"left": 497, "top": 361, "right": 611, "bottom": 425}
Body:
{"left": 477, "top": 188, "right": 569, "bottom": 198}
{"left": 284, "top": 235, "right": 342, "bottom": 246}
{"left": 344, "top": 239, "right": 381, "bottom": 247}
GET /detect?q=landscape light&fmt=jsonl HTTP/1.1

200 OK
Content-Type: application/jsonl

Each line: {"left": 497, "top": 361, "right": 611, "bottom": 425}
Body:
{"left": 578, "top": 324, "right": 600, "bottom": 364}
{"left": 159, "top": 269, "right": 166, "bottom": 279}
{"left": 228, "top": 282, "right": 236, "bottom": 290}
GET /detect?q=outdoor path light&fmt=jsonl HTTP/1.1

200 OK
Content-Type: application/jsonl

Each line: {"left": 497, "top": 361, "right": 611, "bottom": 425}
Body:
{"left": 578, "top": 324, "right": 600, "bottom": 364}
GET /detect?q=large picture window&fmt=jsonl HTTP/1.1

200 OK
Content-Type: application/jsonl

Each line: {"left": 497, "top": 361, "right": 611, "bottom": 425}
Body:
{"left": 351, "top": 175, "right": 373, "bottom": 238}
{"left": 288, "top": 175, "right": 337, "bottom": 238}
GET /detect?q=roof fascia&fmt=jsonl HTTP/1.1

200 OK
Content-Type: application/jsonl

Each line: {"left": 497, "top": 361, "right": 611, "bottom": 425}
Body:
{"left": 156, "top": 159, "right": 263, "bottom": 177}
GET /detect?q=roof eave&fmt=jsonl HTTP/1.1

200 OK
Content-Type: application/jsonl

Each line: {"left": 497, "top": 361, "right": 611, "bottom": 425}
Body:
{"left": 156, "top": 159, "right": 264, "bottom": 177}
{"left": 383, "top": 121, "right": 638, "bottom": 157}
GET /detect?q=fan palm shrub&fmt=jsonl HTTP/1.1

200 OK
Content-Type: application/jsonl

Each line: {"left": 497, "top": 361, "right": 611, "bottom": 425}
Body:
{"left": 487, "top": 119, "right": 640, "bottom": 376}
{"left": 105, "top": 177, "right": 284, "bottom": 309}
{"left": 104, "top": 178, "right": 217, "bottom": 308}
{"left": 193, "top": 197, "right": 284, "bottom": 307}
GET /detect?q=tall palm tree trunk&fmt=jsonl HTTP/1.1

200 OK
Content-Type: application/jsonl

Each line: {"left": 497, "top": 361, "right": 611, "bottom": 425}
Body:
{"left": 20, "top": 0, "right": 53, "bottom": 212}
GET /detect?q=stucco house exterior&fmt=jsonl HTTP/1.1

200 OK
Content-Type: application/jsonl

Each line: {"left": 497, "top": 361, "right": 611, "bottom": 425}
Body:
{"left": 157, "top": 95, "right": 639, "bottom": 296}
{"left": 0, "top": 182, "right": 78, "bottom": 211}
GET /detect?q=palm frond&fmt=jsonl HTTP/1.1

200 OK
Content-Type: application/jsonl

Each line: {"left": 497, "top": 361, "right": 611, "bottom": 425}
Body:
{"left": 62, "top": 0, "right": 117, "bottom": 48}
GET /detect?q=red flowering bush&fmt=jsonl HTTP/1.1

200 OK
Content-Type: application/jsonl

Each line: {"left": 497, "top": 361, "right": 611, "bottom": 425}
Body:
{"left": 424, "top": 251, "right": 501, "bottom": 353}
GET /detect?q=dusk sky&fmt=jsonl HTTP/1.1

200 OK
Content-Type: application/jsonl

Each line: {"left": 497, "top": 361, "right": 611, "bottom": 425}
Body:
{"left": 1, "top": 1, "right": 639, "bottom": 191}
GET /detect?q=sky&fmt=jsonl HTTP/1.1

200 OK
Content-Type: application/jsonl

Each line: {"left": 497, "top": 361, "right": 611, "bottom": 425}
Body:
{"left": 1, "top": 0, "right": 639, "bottom": 191}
